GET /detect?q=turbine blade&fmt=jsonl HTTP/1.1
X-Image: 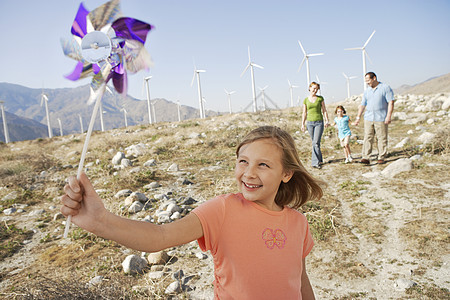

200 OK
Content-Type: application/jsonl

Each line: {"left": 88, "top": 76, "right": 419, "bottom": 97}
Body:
{"left": 350, "top": 76, "right": 357, "bottom": 79}
{"left": 252, "top": 63, "right": 264, "bottom": 69}
{"left": 344, "top": 47, "right": 362, "bottom": 51}
{"left": 298, "top": 40, "right": 306, "bottom": 55}
{"left": 342, "top": 72, "right": 348, "bottom": 79}
{"left": 297, "top": 57, "right": 306, "bottom": 72}
{"left": 365, "top": 50, "right": 374, "bottom": 65}
{"left": 197, "top": 69, "right": 206, "bottom": 73}
{"left": 309, "top": 53, "right": 324, "bottom": 56}
{"left": 247, "top": 46, "right": 251, "bottom": 62}
{"left": 191, "top": 72, "right": 196, "bottom": 87}
{"left": 287, "top": 79, "right": 291, "bottom": 86}
{"left": 240, "top": 64, "right": 250, "bottom": 77}
{"left": 364, "top": 30, "right": 376, "bottom": 48}
{"left": 230, "top": 91, "right": 236, "bottom": 94}
{"left": 224, "top": 88, "right": 229, "bottom": 94}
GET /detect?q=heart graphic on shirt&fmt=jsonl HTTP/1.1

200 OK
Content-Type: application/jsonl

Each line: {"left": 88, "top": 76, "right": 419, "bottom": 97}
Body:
{"left": 262, "top": 228, "right": 287, "bottom": 249}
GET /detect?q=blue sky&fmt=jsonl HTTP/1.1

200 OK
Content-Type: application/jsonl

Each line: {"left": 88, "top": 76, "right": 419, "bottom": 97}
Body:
{"left": 1, "top": 0, "right": 449, "bottom": 112}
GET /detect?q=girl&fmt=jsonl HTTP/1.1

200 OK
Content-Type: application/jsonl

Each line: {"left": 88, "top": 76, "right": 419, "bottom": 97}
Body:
{"left": 301, "top": 82, "right": 330, "bottom": 169}
{"left": 61, "top": 126, "right": 323, "bottom": 299}
{"left": 333, "top": 105, "right": 353, "bottom": 163}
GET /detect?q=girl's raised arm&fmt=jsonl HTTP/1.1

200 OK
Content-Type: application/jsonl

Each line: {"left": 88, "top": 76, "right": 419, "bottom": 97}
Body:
{"left": 61, "top": 172, "right": 204, "bottom": 252}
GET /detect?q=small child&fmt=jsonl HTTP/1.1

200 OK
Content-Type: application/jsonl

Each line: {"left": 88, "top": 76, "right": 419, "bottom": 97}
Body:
{"left": 61, "top": 126, "right": 323, "bottom": 299}
{"left": 333, "top": 105, "right": 353, "bottom": 163}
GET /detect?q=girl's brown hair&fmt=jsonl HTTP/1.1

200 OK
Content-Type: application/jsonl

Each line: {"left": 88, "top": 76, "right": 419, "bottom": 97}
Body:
{"left": 236, "top": 126, "right": 324, "bottom": 209}
{"left": 335, "top": 105, "right": 346, "bottom": 114}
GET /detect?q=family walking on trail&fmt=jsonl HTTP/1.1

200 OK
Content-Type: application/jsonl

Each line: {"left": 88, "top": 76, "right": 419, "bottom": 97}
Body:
{"left": 302, "top": 72, "right": 395, "bottom": 167}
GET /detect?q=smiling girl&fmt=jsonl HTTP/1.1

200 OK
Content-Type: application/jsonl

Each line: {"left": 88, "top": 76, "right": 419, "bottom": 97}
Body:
{"left": 61, "top": 126, "right": 324, "bottom": 299}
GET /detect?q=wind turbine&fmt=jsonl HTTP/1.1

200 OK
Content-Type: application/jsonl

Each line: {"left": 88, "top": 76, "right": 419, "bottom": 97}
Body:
{"left": 315, "top": 75, "right": 328, "bottom": 95}
{"left": 143, "top": 76, "right": 153, "bottom": 124}
{"left": 121, "top": 107, "right": 128, "bottom": 127}
{"left": 342, "top": 73, "right": 358, "bottom": 98}
{"left": 224, "top": 89, "right": 236, "bottom": 114}
{"left": 258, "top": 85, "right": 268, "bottom": 111}
{"left": 191, "top": 65, "right": 206, "bottom": 119}
{"left": 287, "top": 79, "right": 299, "bottom": 107}
{"left": 57, "top": 118, "right": 63, "bottom": 136}
{"left": 0, "top": 101, "right": 10, "bottom": 143}
{"left": 297, "top": 41, "right": 324, "bottom": 88}
{"left": 177, "top": 100, "right": 181, "bottom": 122}
{"left": 345, "top": 30, "right": 376, "bottom": 90}
{"left": 78, "top": 114, "right": 84, "bottom": 133}
{"left": 40, "top": 93, "right": 53, "bottom": 138}
{"left": 241, "top": 46, "right": 264, "bottom": 113}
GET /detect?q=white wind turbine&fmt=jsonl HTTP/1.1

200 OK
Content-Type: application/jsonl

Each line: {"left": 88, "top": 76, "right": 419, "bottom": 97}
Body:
{"left": 224, "top": 89, "right": 236, "bottom": 114}
{"left": 0, "top": 101, "right": 10, "bottom": 143}
{"left": 191, "top": 65, "right": 206, "bottom": 119}
{"left": 241, "top": 46, "right": 264, "bottom": 113}
{"left": 40, "top": 93, "right": 53, "bottom": 138}
{"left": 315, "top": 75, "right": 328, "bottom": 95}
{"left": 258, "top": 85, "right": 268, "bottom": 111}
{"left": 78, "top": 114, "right": 84, "bottom": 134}
{"left": 121, "top": 107, "right": 128, "bottom": 127}
{"left": 177, "top": 100, "right": 181, "bottom": 122}
{"left": 345, "top": 30, "right": 376, "bottom": 90}
{"left": 297, "top": 41, "right": 324, "bottom": 88}
{"left": 57, "top": 118, "right": 63, "bottom": 136}
{"left": 287, "top": 79, "right": 299, "bottom": 107}
{"left": 143, "top": 76, "right": 153, "bottom": 124}
{"left": 342, "top": 73, "right": 358, "bottom": 98}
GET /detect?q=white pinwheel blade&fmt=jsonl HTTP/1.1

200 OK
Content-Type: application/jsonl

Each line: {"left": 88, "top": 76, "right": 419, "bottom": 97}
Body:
{"left": 297, "top": 57, "right": 306, "bottom": 72}
{"left": 298, "top": 40, "right": 306, "bottom": 55}
{"left": 364, "top": 30, "right": 376, "bottom": 48}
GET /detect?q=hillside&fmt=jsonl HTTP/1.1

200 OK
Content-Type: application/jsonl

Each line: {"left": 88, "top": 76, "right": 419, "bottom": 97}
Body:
{"left": 0, "top": 111, "right": 49, "bottom": 142}
{"left": 0, "top": 91, "right": 449, "bottom": 299}
{"left": 395, "top": 73, "right": 450, "bottom": 95}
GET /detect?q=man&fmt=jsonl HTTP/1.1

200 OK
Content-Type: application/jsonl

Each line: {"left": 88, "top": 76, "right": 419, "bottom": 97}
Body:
{"left": 353, "top": 72, "right": 395, "bottom": 164}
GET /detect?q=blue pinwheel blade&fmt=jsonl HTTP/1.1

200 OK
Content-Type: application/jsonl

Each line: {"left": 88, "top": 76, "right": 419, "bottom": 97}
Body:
{"left": 71, "top": 2, "right": 90, "bottom": 38}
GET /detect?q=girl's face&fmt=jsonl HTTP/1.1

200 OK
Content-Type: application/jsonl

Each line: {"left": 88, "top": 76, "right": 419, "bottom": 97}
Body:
{"left": 235, "top": 138, "right": 293, "bottom": 211}
{"left": 336, "top": 108, "right": 344, "bottom": 117}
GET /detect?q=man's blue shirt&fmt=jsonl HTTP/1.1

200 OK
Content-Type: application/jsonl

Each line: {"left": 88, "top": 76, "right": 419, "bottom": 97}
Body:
{"left": 361, "top": 82, "right": 395, "bottom": 122}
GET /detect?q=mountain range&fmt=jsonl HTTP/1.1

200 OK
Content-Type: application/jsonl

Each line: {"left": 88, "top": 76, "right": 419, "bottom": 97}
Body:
{"left": 1, "top": 72, "right": 449, "bottom": 142}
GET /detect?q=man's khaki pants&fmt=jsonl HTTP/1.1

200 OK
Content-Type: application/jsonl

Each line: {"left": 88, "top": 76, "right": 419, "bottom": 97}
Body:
{"left": 362, "top": 120, "right": 388, "bottom": 160}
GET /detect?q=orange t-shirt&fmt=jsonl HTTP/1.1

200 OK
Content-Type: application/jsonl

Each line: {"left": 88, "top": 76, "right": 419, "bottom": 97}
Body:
{"left": 192, "top": 193, "right": 314, "bottom": 299}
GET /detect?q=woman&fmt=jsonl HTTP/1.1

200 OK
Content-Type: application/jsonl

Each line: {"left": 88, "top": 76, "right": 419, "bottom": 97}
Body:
{"left": 301, "top": 82, "right": 330, "bottom": 169}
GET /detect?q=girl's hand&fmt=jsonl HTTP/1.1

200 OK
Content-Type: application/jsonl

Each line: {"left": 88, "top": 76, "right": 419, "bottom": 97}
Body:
{"left": 301, "top": 124, "right": 305, "bottom": 132}
{"left": 60, "top": 172, "right": 107, "bottom": 234}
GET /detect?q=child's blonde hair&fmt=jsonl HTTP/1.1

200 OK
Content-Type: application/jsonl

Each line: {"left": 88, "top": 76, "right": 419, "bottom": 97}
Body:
{"left": 236, "top": 126, "right": 324, "bottom": 209}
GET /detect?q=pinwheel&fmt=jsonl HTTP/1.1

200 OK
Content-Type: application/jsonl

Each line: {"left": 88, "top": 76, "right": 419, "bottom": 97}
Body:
{"left": 61, "top": 0, "right": 153, "bottom": 238}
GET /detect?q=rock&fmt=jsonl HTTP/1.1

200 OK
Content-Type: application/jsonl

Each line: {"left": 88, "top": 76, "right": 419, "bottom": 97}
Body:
{"left": 122, "top": 254, "right": 148, "bottom": 275}
{"left": 3, "top": 207, "right": 17, "bottom": 215}
{"left": 147, "top": 251, "right": 170, "bottom": 265}
{"left": 144, "top": 159, "right": 157, "bottom": 167}
{"left": 167, "top": 163, "right": 179, "bottom": 172}
{"left": 395, "top": 278, "right": 417, "bottom": 291}
{"left": 2, "top": 191, "right": 18, "bottom": 202}
{"left": 393, "top": 111, "right": 407, "bottom": 120}
{"left": 121, "top": 158, "right": 132, "bottom": 167}
{"left": 417, "top": 132, "right": 436, "bottom": 145}
{"left": 115, "top": 189, "right": 133, "bottom": 199}
{"left": 88, "top": 275, "right": 104, "bottom": 287}
{"left": 112, "top": 152, "right": 125, "bottom": 165}
{"left": 166, "top": 203, "right": 181, "bottom": 214}
{"left": 128, "top": 201, "right": 144, "bottom": 213}
{"left": 442, "top": 96, "right": 450, "bottom": 110}
{"left": 381, "top": 159, "right": 413, "bottom": 178}
{"left": 126, "top": 143, "right": 147, "bottom": 156}
{"left": 394, "top": 137, "right": 410, "bottom": 149}
{"left": 195, "top": 252, "right": 208, "bottom": 259}
{"left": 165, "top": 281, "right": 183, "bottom": 294}
{"left": 148, "top": 271, "right": 164, "bottom": 280}
{"left": 404, "top": 113, "right": 427, "bottom": 125}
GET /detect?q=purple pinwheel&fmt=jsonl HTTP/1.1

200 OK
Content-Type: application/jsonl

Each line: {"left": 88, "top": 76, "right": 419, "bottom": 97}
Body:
{"left": 61, "top": 0, "right": 153, "bottom": 102}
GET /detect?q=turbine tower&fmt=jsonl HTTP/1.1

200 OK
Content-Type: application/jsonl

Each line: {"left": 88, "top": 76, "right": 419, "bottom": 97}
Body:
{"left": 342, "top": 73, "right": 357, "bottom": 98}
{"left": 0, "top": 101, "right": 10, "bottom": 143}
{"left": 224, "top": 89, "right": 236, "bottom": 114}
{"left": 297, "top": 41, "right": 324, "bottom": 88}
{"left": 258, "top": 85, "right": 268, "bottom": 111}
{"left": 191, "top": 66, "right": 206, "bottom": 119}
{"left": 57, "top": 118, "right": 63, "bottom": 136}
{"left": 345, "top": 30, "right": 376, "bottom": 90}
{"left": 121, "top": 107, "right": 128, "bottom": 127}
{"left": 315, "top": 75, "right": 328, "bottom": 95}
{"left": 144, "top": 76, "right": 153, "bottom": 124}
{"left": 241, "top": 46, "right": 264, "bottom": 113}
{"left": 40, "top": 93, "right": 53, "bottom": 138}
{"left": 287, "top": 79, "right": 299, "bottom": 107}
{"left": 177, "top": 100, "right": 181, "bottom": 122}
{"left": 78, "top": 114, "right": 84, "bottom": 134}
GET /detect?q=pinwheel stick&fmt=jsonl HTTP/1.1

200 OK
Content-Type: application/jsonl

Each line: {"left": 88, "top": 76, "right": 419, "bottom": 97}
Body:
{"left": 63, "top": 84, "right": 106, "bottom": 238}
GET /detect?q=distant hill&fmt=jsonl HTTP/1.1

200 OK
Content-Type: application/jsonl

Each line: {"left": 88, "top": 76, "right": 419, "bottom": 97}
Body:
{"left": 0, "top": 83, "right": 219, "bottom": 142}
{"left": 394, "top": 73, "right": 450, "bottom": 95}
{"left": 0, "top": 110, "right": 49, "bottom": 142}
